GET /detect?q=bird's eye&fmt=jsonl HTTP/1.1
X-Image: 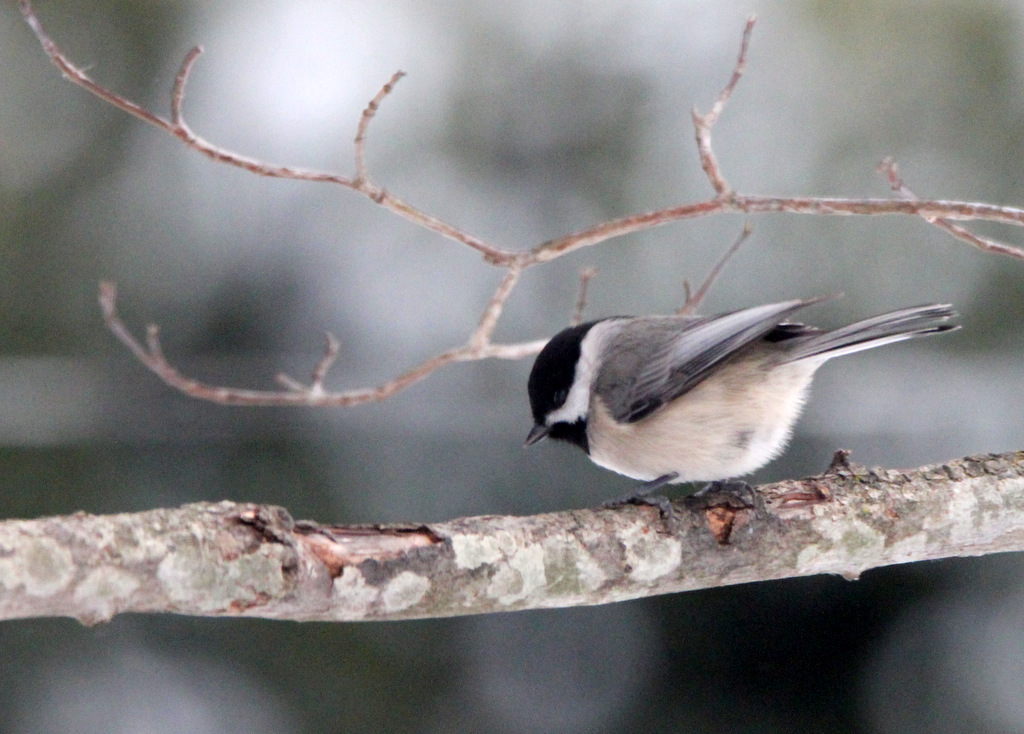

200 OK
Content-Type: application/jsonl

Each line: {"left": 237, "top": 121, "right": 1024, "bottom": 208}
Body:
{"left": 553, "top": 388, "right": 569, "bottom": 406}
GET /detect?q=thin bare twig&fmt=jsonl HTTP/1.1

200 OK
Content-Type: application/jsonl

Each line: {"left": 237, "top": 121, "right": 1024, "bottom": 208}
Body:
{"left": 529, "top": 195, "right": 1024, "bottom": 264}
{"left": 99, "top": 279, "right": 545, "bottom": 407}
{"left": 20, "top": 1, "right": 173, "bottom": 133}
{"left": 24, "top": 0, "right": 1024, "bottom": 273}
{"left": 18, "top": 1, "right": 503, "bottom": 262}
{"left": 691, "top": 14, "right": 756, "bottom": 196}
{"left": 310, "top": 333, "right": 342, "bottom": 388}
{"left": 276, "top": 333, "right": 341, "bottom": 394}
{"left": 467, "top": 266, "right": 523, "bottom": 352}
{"left": 355, "top": 71, "right": 406, "bottom": 184}
{"left": 24, "top": 0, "right": 1024, "bottom": 268}
{"left": 571, "top": 267, "right": 598, "bottom": 326}
{"left": 678, "top": 221, "right": 753, "bottom": 315}
{"left": 878, "top": 157, "right": 1024, "bottom": 261}
{"left": 26, "top": 3, "right": 1024, "bottom": 407}
{"left": 171, "top": 46, "right": 203, "bottom": 125}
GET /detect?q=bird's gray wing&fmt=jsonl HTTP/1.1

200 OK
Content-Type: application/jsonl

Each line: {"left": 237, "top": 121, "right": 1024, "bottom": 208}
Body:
{"left": 598, "top": 299, "right": 819, "bottom": 424}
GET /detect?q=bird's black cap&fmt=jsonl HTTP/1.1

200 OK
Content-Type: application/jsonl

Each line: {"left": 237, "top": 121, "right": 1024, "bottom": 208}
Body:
{"left": 526, "top": 320, "right": 600, "bottom": 451}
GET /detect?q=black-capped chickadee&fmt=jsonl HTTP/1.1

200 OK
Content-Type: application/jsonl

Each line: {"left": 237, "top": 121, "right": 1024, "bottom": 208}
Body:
{"left": 526, "top": 299, "right": 957, "bottom": 510}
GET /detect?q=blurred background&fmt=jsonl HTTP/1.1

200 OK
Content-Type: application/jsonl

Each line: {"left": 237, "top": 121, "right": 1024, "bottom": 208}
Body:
{"left": 3, "top": 0, "right": 1024, "bottom": 731}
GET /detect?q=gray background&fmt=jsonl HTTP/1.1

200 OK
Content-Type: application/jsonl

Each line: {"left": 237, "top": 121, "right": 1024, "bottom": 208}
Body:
{"left": 3, "top": 1, "right": 1024, "bottom": 732}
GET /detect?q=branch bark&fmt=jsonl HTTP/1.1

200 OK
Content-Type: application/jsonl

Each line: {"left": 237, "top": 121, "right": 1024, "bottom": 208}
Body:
{"left": 2, "top": 451, "right": 1021, "bottom": 624}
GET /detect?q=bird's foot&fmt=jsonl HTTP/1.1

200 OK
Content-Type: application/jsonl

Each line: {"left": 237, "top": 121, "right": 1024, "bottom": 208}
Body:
{"left": 683, "top": 480, "right": 756, "bottom": 511}
{"left": 602, "top": 472, "right": 680, "bottom": 519}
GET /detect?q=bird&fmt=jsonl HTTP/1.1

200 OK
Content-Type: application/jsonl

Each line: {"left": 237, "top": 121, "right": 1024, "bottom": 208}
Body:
{"left": 525, "top": 298, "right": 958, "bottom": 514}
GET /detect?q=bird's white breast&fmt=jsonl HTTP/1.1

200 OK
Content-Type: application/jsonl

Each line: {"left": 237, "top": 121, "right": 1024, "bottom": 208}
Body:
{"left": 586, "top": 353, "right": 820, "bottom": 483}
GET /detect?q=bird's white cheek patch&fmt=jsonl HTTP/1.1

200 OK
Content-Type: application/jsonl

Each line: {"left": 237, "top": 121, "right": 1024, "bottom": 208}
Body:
{"left": 546, "top": 320, "right": 622, "bottom": 426}
{"left": 546, "top": 387, "right": 589, "bottom": 425}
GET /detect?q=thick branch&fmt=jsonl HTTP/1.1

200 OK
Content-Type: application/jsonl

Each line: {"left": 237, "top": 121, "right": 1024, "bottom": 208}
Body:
{"left": 1, "top": 452, "right": 1021, "bottom": 624}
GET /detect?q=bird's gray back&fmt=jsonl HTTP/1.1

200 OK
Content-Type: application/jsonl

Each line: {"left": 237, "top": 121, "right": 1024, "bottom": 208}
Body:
{"left": 594, "top": 300, "right": 814, "bottom": 424}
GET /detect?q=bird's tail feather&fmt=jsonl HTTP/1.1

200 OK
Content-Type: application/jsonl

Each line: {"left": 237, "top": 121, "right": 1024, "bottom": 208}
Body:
{"left": 783, "top": 304, "right": 958, "bottom": 363}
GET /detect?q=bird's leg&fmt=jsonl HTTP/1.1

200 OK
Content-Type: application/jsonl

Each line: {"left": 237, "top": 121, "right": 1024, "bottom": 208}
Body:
{"left": 683, "top": 480, "right": 756, "bottom": 511}
{"left": 602, "top": 472, "right": 680, "bottom": 519}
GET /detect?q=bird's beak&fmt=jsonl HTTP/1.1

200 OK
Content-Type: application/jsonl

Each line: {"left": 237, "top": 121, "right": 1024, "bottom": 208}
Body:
{"left": 524, "top": 424, "right": 551, "bottom": 447}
